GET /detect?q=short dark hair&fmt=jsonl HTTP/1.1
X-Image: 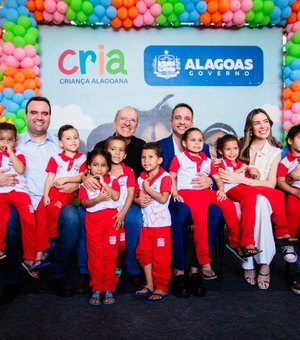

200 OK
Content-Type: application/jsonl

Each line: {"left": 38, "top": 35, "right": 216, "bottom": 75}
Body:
{"left": 58, "top": 124, "right": 78, "bottom": 140}
{"left": 25, "top": 96, "right": 51, "bottom": 115}
{"left": 86, "top": 148, "right": 112, "bottom": 172}
{"left": 216, "top": 134, "right": 239, "bottom": 158}
{"left": 182, "top": 127, "right": 202, "bottom": 142}
{"left": 0, "top": 122, "right": 17, "bottom": 138}
{"left": 286, "top": 124, "right": 300, "bottom": 150}
{"left": 142, "top": 142, "right": 163, "bottom": 158}
{"left": 172, "top": 103, "right": 194, "bottom": 119}
{"left": 105, "top": 135, "right": 127, "bottom": 152}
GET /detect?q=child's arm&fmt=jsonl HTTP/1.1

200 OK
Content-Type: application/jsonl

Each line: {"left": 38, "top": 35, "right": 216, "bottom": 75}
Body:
{"left": 81, "top": 188, "right": 114, "bottom": 208}
{"left": 235, "top": 163, "right": 248, "bottom": 174}
{"left": 169, "top": 171, "right": 184, "bottom": 203}
{"left": 7, "top": 147, "right": 25, "bottom": 175}
{"left": 142, "top": 178, "right": 170, "bottom": 204}
{"left": 212, "top": 173, "right": 227, "bottom": 201}
{"left": 44, "top": 172, "right": 56, "bottom": 206}
{"left": 98, "top": 176, "right": 120, "bottom": 201}
{"left": 114, "top": 186, "right": 135, "bottom": 228}
{"left": 134, "top": 190, "right": 152, "bottom": 207}
{"left": 55, "top": 173, "right": 83, "bottom": 187}
{"left": 277, "top": 176, "right": 300, "bottom": 198}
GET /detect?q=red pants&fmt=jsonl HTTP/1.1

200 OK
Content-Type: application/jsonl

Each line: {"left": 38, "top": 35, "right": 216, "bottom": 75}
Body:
{"left": 228, "top": 185, "right": 288, "bottom": 241}
{"left": 117, "top": 227, "right": 126, "bottom": 268}
{"left": 36, "top": 187, "right": 75, "bottom": 251}
{"left": 0, "top": 191, "right": 37, "bottom": 261}
{"left": 136, "top": 226, "right": 171, "bottom": 293}
{"left": 286, "top": 193, "right": 300, "bottom": 238}
{"left": 85, "top": 209, "right": 119, "bottom": 292}
{"left": 179, "top": 189, "right": 240, "bottom": 265}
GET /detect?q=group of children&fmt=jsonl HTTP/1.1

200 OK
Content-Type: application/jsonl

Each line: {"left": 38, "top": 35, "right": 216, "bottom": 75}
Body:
{"left": 0, "top": 121, "right": 299, "bottom": 305}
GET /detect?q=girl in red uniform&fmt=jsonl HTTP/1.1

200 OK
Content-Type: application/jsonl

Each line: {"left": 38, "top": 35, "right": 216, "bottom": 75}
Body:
{"left": 79, "top": 149, "right": 120, "bottom": 306}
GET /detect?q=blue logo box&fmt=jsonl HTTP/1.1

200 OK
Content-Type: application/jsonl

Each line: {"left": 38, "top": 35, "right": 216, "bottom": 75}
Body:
{"left": 144, "top": 45, "right": 263, "bottom": 87}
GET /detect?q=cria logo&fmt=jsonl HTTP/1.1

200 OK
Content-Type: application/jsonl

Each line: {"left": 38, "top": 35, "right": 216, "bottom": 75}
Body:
{"left": 144, "top": 45, "right": 263, "bottom": 87}
{"left": 58, "top": 45, "right": 127, "bottom": 75}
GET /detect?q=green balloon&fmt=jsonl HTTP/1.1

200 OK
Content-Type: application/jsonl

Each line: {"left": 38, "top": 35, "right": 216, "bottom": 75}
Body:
{"left": 3, "top": 31, "right": 14, "bottom": 43}
{"left": 289, "top": 44, "right": 300, "bottom": 58}
{"left": 262, "top": 1, "right": 274, "bottom": 15}
{"left": 157, "top": 0, "right": 167, "bottom": 5}
{"left": 3, "top": 21, "right": 15, "bottom": 32}
{"left": 71, "top": 0, "right": 82, "bottom": 12}
{"left": 19, "top": 126, "right": 27, "bottom": 135}
{"left": 66, "top": 8, "right": 77, "bottom": 21}
{"left": 14, "top": 118, "right": 26, "bottom": 132}
{"left": 27, "top": 27, "right": 39, "bottom": 39}
{"left": 17, "top": 16, "right": 31, "bottom": 29}
{"left": 34, "top": 43, "right": 40, "bottom": 54}
{"left": 13, "top": 36, "right": 25, "bottom": 48}
{"left": 285, "top": 56, "right": 295, "bottom": 66}
{"left": 252, "top": 0, "right": 263, "bottom": 13}
{"left": 24, "top": 33, "right": 36, "bottom": 45}
{"left": 169, "top": 0, "right": 178, "bottom": 5}
{"left": 292, "top": 32, "right": 300, "bottom": 45}
{"left": 168, "top": 12, "right": 178, "bottom": 23}
{"left": 82, "top": 1, "right": 94, "bottom": 15}
{"left": 286, "top": 41, "right": 294, "bottom": 53}
{"left": 16, "top": 108, "right": 26, "bottom": 120}
{"left": 0, "top": 70, "right": 3, "bottom": 81}
{"left": 5, "top": 112, "right": 16, "bottom": 121}
{"left": 64, "top": 0, "right": 72, "bottom": 4}
{"left": 172, "top": 19, "right": 181, "bottom": 27}
{"left": 245, "top": 10, "right": 254, "bottom": 23}
{"left": 261, "top": 15, "right": 270, "bottom": 26}
{"left": 156, "top": 14, "right": 167, "bottom": 26}
{"left": 253, "top": 12, "right": 264, "bottom": 24}
{"left": 162, "top": 3, "right": 173, "bottom": 16}
{"left": 13, "top": 25, "right": 26, "bottom": 37}
{"left": 174, "top": 3, "right": 184, "bottom": 16}
{"left": 77, "top": 10, "right": 88, "bottom": 23}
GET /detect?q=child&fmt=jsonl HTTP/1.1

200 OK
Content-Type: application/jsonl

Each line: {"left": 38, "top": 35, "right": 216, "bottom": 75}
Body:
{"left": 217, "top": 134, "right": 297, "bottom": 263}
{"left": 79, "top": 148, "right": 120, "bottom": 305}
{"left": 34, "top": 125, "right": 86, "bottom": 270}
{"left": 169, "top": 128, "right": 241, "bottom": 280}
{"left": 0, "top": 122, "right": 40, "bottom": 278}
{"left": 134, "top": 142, "right": 172, "bottom": 304}
{"left": 277, "top": 125, "right": 300, "bottom": 264}
{"left": 105, "top": 136, "right": 136, "bottom": 276}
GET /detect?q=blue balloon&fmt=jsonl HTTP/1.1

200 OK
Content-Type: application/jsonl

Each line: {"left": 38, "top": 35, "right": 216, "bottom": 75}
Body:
{"left": 270, "top": 6, "right": 281, "bottom": 20}
{"left": 7, "top": 101, "right": 19, "bottom": 113}
{"left": 196, "top": 1, "right": 207, "bottom": 13}
{"left": 95, "top": 5, "right": 106, "bottom": 18}
{"left": 29, "top": 17, "right": 37, "bottom": 27}
{"left": 190, "top": 10, "right": 200, "bottom": 22}
{"left": 88, "top": 13, "right": 99, "bottom": 25}
{"left": 13, "top": 93, "right": 24, "bottom": 104}
{"left": 179, "top": 11, "right": 190, "bottom": 23}
{"left": 0, "top": 93, "right": 3, "bottom": 101}
{"left": 2, "top": 109, "right": 8, "bottom": 116}
{"left": 90, "top": 0, "right": 101, "bottom": 5}
{"left": 280, "top": 7, "right": 292, "bottom": 19}
{"left": 106, "top": 6, "right": 117, "bottom": 19}
{"left": 101, "top": 0, "right": 111, "bottom": 7}
{"left": 186, "top": 3, "right": 195, "bottom": 12}
{"left": 21, "top": 99, "right": 29, "bottom": 108}
{"left": 6, "top": 0, "right": 18, "bottom": 9}
{"left": 0, "top": 18, "right": 6, "bottom": 27}
{"left": 3, "top": 88, "right": 14, "bottom": 100}
{"left": 18, "top": 5, "right": 30, "bottom": 16}
{"left": 23, "top": 89, "right": 36, "bottom": 99}
{"left": 181, "top": 0, "right": 190, "bottom": 4}
{"left": 290, "top": 59, "right": 300, "bottom": 70}
{"left": 6, "top": 8, "right": 19, "bottom": 22}
{"left": 290, "top": 70, "right": 300, "bottom": 81}
{"left": 101, "top": 15, "right": 110, "bottom": 26}
{"left": 1, "top": 98, "right": 10, "bottom": 108}
{"left": 276, "top": 0, "right": 288, "bottom": 8}
{"left": 17, "top": 0, "right": 28, "bottom": 5}
{"left": 288, "top": 0, "right": 296, "bottom": 4}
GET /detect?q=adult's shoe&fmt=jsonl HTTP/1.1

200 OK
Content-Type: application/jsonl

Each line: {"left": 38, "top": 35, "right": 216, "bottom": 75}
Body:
{"left": 49, "top": 278, "right": 74, "bottom": 298}
{"left": 171, "top": 274, "right": 190, "bottom": 298}
{"left": 291, "top": 272, "right": 300, "bottom": 295}
{"left": 189, "top": 273, "right": 206, "bottom": 297}
{"left": 74, "top": 274, "right": 90, "bottom": 293}
{"left": 282, "top": 245, "right": 298, "bottom": 263}
{"left": 0, "top": 283, "right": 20, "bottom": 304}
{"left": 129, "top": 273, "right": 146, "bottom": 288}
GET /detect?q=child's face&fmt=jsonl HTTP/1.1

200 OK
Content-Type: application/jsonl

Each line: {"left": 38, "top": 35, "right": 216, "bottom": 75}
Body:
{"left": 141, "top": 149, "right": 162, "bottom": 173}
{"left": 0, "top": 130, "right": 17, "bottom": 152}
{"left": 220, "top": 140, "right": 239, "bottom": 162}
{"left": 88, "top": 155, "right": 109, "bottom": 177}
{"left": 59, "top": 128, "right": 80, "bottom": 153}
{"left": 106, "top": 140, "right": 127, "bottom": 165}
{"left": 288, "top": 132, "right": 300, "bottom": 155}
{"left": 182, "top": 130, "right": 203, "bottom": 155}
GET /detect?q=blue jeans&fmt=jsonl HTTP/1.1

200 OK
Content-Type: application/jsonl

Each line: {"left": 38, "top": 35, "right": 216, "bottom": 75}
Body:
{"left": 76, "top": 204, "right": 143, "bottom": 276}
{"left": 169, "top": 200, "right": 224, "bottom": 271}
{"left": 4, "top": 204, "right": 80, "bottom": 284}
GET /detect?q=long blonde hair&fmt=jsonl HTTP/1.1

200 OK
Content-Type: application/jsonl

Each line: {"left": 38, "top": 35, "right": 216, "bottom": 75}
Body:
{"left": 239, "top": 108, "right": 278, "bottom": 164}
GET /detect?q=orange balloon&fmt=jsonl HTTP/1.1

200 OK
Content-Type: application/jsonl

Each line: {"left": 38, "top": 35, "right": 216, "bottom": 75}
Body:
{"left": 4, "top": 66, "right": 18, "bottom": 77}
{"left": 13, "top": 83, "right": 25, "bottom": 93}
{"left": 23, "top": 68, "right": 35, "bottom": 79}
{"left": 283, "top": 87, "right": 292, "bottom": 100}
{"left": 291, "top": 80, "right": 300, "bottom": 91}
{"left": 112, "top": 0, "right": 123, "bottom": 9}
{"left": 291, "top": 90, "right": 300, "bottom": 102}
{"left": 24, "top": 79, "right": 36, "bottom": 90}
{"left": 123, "top": 0, "right": 134, "bottom": 9}
{"left": 118, "top": 7, "right": 128, "bottom": 20}
{"left": 128, "top": 6, "right": 138, "bottom": 20}
{"left": 219, "top": 0, "right": 230, "bottom": 13}
{"left": 207, "top": 1, "right": 219, "bottom": 14}
{"left": 200, "top": 12, "right": 211, "bottom": 26}
{"left": 34, "top": 10, "right": 44, "bottom": 22}
{"left": 2, "top": 76, "right": 15, "bottom": 88}
{"left": 34, "top": 88, "right": 40, "bottom": 96}
{"left": 211, "top": 11, "right": 222, "bottom": 25}
{"left": 35, "top": 0, "right": 44, "bottom": 11}
{"left": 111, "top": 17, "right": 123, "bottom": 28}
{"left": 287, "top": 12, "right": 296, "bottom": 24}
{"left": 14, "top": 72, "right": 25, "bottom": 84}
{"left": 292, "top": 1, "right": 300, "bottom": 12}
{"left": 0, "top": 104, "right": 3, "bottom": 115}
{"left": 123, "top": 17, "right": 133, "bottom": 28}
{"left": 284, "top": 99, "right": 293, "bottom": 109}
{"left": 34, "top": 77, "right": 41, "bottom": 87}
{"left": 26, "top": 0, "right": 36, "bottom": 12}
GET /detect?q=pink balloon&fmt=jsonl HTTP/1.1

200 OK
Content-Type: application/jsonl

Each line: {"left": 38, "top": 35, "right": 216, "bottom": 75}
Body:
{"left": 291, "top": 113, "right": 300, "bottom": 124}
{"left": 222, "top": 11, "right": 233, "bottom": 23}
{"left": 0, "top": 46, "right": 2, "bottom": 57}
{"left": 233, "top": 9, "right": 245, "bottom": 25}
{"left": 44, "top": 0, "right": 57, "bottom": 14}
{"left": 283, "top": 120, "right": 293, "bottom": 131}
{"left": 43, "top": 11, "right": 54, "bottom": 22}
{"left": 133, "top": 14, "right": 144, "bottom": 27}
{"left": 293, "top": 21, "right": 300, "bottom": 32}
{"left": 137, "top": 1, "right": 147, "bottom": 14}
{"left": 150, "top": 4, "right": 161, "bottom": 17}
{"left": 286, "top": 24, "right": 292, "bottom": 33}
{"left": 297, "top": 12, "right": 300, "bottom": 21}
{"left": 241, "top": 0, "right": 252, "bottom": 12}
{"left": 292, "top": 102, "right": 300, "bottom": 114}
{"left": 144, "top": 11, "right": 155, "bottom": 25}
{"left": 287, "top": 32, "right": 294, "bottom": 41}
{"left": 3, "top": 42, "right": 15, "bottom": 56}
{"left": 144, "top": 0, "right": 156, "bottom": 7}
{"left": 21, "top": 57, "right": 34, "bottom": 68}
{"left": 230, "top": 0, "right": 241, "bottom": 12}
{"left": 283, "top": 109, "right": 293, "bottom": 120}
{"left": 6, "top": 55, "right": 19, "bottom": 67}
{"left": 57, "top": 1, "right": 68, "bottom": 14}
{"left": 33, "top": 55, "right": 41, "bottom": 66}
{"left": 13, "top": 47, "right": 26, "bottom": 61}
{"left": 53, "top": 11, "right": 65, "bottom": 24}
{"left": 33, "top": 65, "right": 40, "bottom": 75}
{"left": 24, "top": 45, "right": 36, "bottom": 58}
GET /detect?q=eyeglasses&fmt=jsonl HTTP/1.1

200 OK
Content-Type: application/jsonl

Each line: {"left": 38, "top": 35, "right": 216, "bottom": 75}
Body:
{"left": 118, "top": 116, "right": 137, "bottom": 124}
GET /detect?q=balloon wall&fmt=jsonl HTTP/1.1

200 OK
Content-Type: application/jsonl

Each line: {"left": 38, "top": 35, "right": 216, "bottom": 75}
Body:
{"left": 0, "top": 0, "right": 299, "bottom": 134}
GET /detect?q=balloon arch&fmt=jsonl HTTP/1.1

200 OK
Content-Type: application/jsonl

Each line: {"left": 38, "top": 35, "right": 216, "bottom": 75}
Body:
{"left": 0, "top": 0, "right": 300, "bottom": 135}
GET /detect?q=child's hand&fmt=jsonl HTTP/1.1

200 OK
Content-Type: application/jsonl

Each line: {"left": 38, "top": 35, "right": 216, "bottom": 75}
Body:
{"left": 98, "top": 189, "right": 111, "bottom": 202}
{"left": 213, "top": 158, "right": 222, "bottom": 169}
{"left": 216, "top": 190, "right": 227, "bottom": 201}
{"left": 143, "top": 178, "right": 151, "bottom": 191}
{"left": 96, "top": 175, "right": 105, "bottom": 186}
{"left": 6, "top": 142, "right": 14, "bottom": 156}
{"left": 247, "top": 166, "right": 260, "bottom": 180}
{"left": 173, "top": 194, "right": 184, "bottom": 203}
{"left": 137, "top": 194, "right": 152, "bottom": 208}
{"left": 55, "top": 177, "right": 67, "bottom": 186}
{"left": 44, "top": 195, "right": 51, "bottom": 206}
{"left": 113, "top": 211, "right": 125, "bottom": 230}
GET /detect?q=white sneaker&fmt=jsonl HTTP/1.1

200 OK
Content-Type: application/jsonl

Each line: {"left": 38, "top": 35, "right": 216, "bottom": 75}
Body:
{"left": 282, "top": 245, "right": 298, "bottom": 263}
